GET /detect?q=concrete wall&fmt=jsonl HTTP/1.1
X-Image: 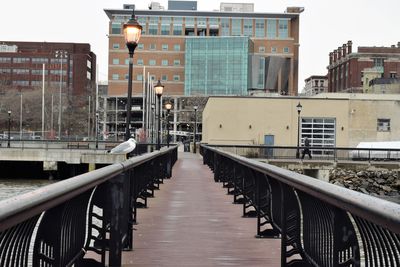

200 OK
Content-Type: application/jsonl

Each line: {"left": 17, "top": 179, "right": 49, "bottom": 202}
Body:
{"left": 202, "top": 94, "right": 400, "bottom": 147}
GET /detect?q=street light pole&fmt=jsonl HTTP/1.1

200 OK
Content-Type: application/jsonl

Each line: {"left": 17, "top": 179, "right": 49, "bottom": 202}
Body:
{"left": 95, "top": 112, "right": 99, "bottom": 149}
{"left": 193, "top": 106, "right": 198, "bottom": 154}
{"left": 165, "top": 102, "right": 172, "bottom": 147}
{"left": 296, "top": 102, "right": 302, "bottom": 158}
{"left": 123, "top": 6, "right": 142, "bottom": 141}
{"left": 7, "top": 110, "right": 11, "bottom": 148}
{"left": 55, "top": 50, "right": 68, "bottom": 140}
{"left": 155, "top": 80, "right": 164, "bottom": 150}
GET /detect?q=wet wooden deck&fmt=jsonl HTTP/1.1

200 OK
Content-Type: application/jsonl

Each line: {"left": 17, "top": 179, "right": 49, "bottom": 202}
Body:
{"left": 121, "top": 152, "right": 280, "bottom": 266}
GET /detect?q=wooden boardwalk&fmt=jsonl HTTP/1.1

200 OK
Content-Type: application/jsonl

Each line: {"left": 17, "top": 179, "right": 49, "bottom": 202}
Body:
{"left": 121, "top": 152, "right": 280, "bottom": 266}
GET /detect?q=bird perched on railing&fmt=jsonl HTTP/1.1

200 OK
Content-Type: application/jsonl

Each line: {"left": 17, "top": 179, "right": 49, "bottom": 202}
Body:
{"left": 108, "top": 138, "right": 137, "bottom": 154}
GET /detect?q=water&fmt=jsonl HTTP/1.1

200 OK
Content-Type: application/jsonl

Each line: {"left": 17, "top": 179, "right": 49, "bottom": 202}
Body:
{"left": 0, "top": 179, "right": 57, "bottom": 201}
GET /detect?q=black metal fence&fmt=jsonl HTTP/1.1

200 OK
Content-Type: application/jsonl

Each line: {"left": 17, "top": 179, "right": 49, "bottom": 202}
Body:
{"left": 0, "top": 146, "right": 178, "bottom": 267}
{"left": 201, "top": 145, "right": 400, "bottom": 266}
{"left": 0, "top": 139, "right": 175, "bottom": 154}
{"left": 205, "top": 144, "right": 400, "bottom": 161}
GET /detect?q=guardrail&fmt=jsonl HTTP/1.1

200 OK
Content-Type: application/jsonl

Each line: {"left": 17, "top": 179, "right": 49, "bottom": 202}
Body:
{"left": 0, "top": 140, "right": 176, "bottom": 154}
{"left": 201, "top": 144, "right": 400, "bottom": 266}
{"left": 0, "top": 146, "right": 178, "bottom": 266}
{"left": 205, "top": 144, "right": 400, "bottom": 161}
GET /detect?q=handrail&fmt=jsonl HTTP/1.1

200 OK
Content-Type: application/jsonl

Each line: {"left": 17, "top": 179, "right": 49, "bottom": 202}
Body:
{"left": 0, "top": 148, "right": 173, "bottom": 232}
{"left": 0, "top": 145, "right": 178, "bottom": 266}
{"left": 202, "top": 144, "right": 400, "bottom": 266}
{"left": 205, "top": 145, "right": 400, "bottom": 233}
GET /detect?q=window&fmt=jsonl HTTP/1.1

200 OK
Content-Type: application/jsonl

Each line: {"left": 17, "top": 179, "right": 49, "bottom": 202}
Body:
{"left": 137, "top": 43, "right": 144, "bottom": 50}
{"left": 173, "top": 25, "right": 182, "bottom": 35}
{"left": 267, "top": 20, "right": 277, "bottom": 38}
{"left": 221, "top": 18, "right": 230, "bottom": 36}
{"left": 150, "top": 75, "right": 156, "bottom": 81}
{"left": 162, "top": 44, "right": 168, "bottom": 51}
{"left": 161, "top": 60, "right": 168, "bottom": 66}
{"left": 278, "top": 20, "right": 289, "bottom": 38}
{"left": 32, "top": 58, "right": 48, "bottom": 64}
{"left": 373, "top": 58, "right": 384, "bottom": 68}
{"left": 0, "top": 57, "right": 11, "bottom": 63}
{"left": 148, "top": 24, "right": 158, "bottom": 35}
{"left": 112, "top": 58, "right": 120, "bottom": 65}
{"left": 185, "top": 17, "right": 194, "bottom": 26}
{"left": 255, "top": 19, "right": 265, "bottom": 37}
{"left": 174, "top": 44, "right": 181, "bottom": 51}
{"left": 243, "top": 19, "right": 253, "bottom": 36}
{"left": 231, "top": 19, "right": 241, "bottom": 36}
{"left": 112, "top": 74, "right": 119, "bottom": 80}
{"left": 149, "top": 44, "right": 156, "bottom": 50}
{"left": 111, "top": 22, "right": 121, "bottom": 34}
{"left": 125, "top": 59, "right": 130, "bottom": 65}
{"left": 390, "top": 72, "right": 397, "bottom": 78}
{"left": 259, "top": 46, "right": 265, "bottom": 53}
{"left": 125, "top": 74, "right": 129, "bottom": 80}
{"left": 161, "top": 75, "right": 167, "bottom": 81}
{"left": 149, "top": 59, "right": 156, "bottom": 66}
{"left": 13, "top": 69, "right": 29, "bottom": 74}
{"left": 137, "top": 74, "right": 143, "bottom": 81}
{"left": 161, "top": 24, "right": 170, "bottom": 35}
{"left": 173, "top": 75, "right": 180, "bottom": 81}
{"left": 283, "top": 47, "right": 289, "bottom": 53}
{"left": 13, "top": 58, "right": 30, "bottom": 63}
{"left": 377, "top": 118, "right": 390, "bottom": 132}
{"left": 271, "top": 47, "right": 277, "bottom": 53}
{"left": 173, "top": 59, "right": 181, "bottom": 66}
{"left": 112, "top": 43, "right": 120, "bottom": 49}
{"left": 137, "top": 59, "right": 144, "bottom": 65}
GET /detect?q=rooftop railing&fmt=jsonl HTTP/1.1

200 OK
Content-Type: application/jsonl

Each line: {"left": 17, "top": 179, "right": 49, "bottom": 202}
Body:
{"left": 0, "top": 146, "right": 178, "bottom": 266}
{"left": 201, "top": 144, "right": 400, "bottom": 266}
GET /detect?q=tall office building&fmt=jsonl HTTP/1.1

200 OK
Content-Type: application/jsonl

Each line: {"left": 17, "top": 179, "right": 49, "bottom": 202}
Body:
{"left": 104, "top": 2, "right": 304, "bottom": 97}
{"left": 0, "top": 42, "right": 96, "bottom": 95}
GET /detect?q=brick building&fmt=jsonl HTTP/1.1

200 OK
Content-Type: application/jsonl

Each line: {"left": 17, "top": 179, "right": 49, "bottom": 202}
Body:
{"left": 327, "top": 41, "right": 400, "bottom": 93}
{"left": 104, "top": 2, "right": 303, "bottom": 97}
{"left": 302, "top": 75, "right": 328, "bottom": 96}
{"left": 0, "top": 41, "right": 96, "bottom": 95}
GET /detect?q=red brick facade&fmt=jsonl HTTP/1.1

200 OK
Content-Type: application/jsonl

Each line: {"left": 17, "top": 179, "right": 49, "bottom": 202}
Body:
{"left": 0, "top": 41, "right": 96, "bottom": 95}
{"left": 327, "top": 41, "right": 400, "bottom": 92}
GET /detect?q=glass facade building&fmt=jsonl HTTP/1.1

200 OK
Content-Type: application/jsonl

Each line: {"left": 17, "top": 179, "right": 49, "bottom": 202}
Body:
{"left": 185, "top": 37, "right": 249, "bottom": 95}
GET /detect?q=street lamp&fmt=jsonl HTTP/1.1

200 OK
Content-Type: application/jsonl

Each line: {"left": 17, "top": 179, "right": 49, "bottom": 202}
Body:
{"left": 165, "top": 101, "right": 172, "bottom": 147}
{"left": 7, "top": 110, "right": 11, "bottom": 148}
{"left": 55, "top": 50, "right": 68, "bottom": 140}
{"left": 123, "top": 6, "right": 142, "bottom": 141}
{"left": 95, "top": 111, "right": 99, "bottom": 149}
{"left": 155, "top": 80, "right": 164, "bottom": 150}
{"left": 193, "top": 106, "right": 198, "bottom": 154}
{"left": 296, "top": 102, "right": 302, "bottom": 158}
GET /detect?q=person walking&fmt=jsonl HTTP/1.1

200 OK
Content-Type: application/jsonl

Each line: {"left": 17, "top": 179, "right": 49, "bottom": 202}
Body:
{"left": 302, "top": 137, "right": 312, "bottom": 159}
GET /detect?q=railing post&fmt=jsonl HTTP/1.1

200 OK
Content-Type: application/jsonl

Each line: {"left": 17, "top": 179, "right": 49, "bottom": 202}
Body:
{"left": 109, "top": 172, "right": 130, "bottom": 266}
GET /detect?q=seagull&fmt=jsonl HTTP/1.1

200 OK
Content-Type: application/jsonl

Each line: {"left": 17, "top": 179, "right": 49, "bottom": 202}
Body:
{"left": 109, "top": 138, "right": 137, "bottom": 154}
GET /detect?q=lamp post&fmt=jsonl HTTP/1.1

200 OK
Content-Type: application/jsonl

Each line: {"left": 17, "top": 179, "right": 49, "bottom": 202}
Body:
{"left": 296, "top": 102, "right": 302, "bottom": 158}
{"left": 95, "top": 111, "right": 99, "bottom": 149}
{"left": 55, "top": 50, "right": 68, "bottom": 140}
{"left": 7, "top": 110, "right": 11, "bottom": 148}
{"left": 123, "top": 7, "right": 142, "bottom": 141}
{"left": 193, "top": 106, "right": 198, "bottom": 153}
{"left": 155, "top": 80, "right": 164, "bottom": 150}
{"left": 165, "top": 101, "right": 172, "bottom": 147}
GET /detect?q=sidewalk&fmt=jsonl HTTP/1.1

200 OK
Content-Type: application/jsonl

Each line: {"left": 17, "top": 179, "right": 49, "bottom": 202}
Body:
{"left": 121, "top": 152, "right": 280, "bottom": 266}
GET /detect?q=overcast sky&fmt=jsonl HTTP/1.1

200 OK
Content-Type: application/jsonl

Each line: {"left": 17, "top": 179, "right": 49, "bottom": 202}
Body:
{"left": 1, "top": 0, "right": 399, "bottom": 91}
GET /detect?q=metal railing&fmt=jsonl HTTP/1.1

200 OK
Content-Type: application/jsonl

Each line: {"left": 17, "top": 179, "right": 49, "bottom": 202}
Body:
{"left": 0, "top": 146, "right": 178, "bottom": 266}
{"left": 201, "top": 145, "right": 400, "bottom": 266}
{"left": 205, "top": 144, "right": 400, "bottom": 161}
{"left": 0, "top": 140, "right": 176, "bottom": 154}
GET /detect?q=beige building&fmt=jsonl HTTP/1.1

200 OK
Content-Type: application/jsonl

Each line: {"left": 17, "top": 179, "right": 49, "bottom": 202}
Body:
{"left": 202, "top": 93, "right": 400, "bottom": 147}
